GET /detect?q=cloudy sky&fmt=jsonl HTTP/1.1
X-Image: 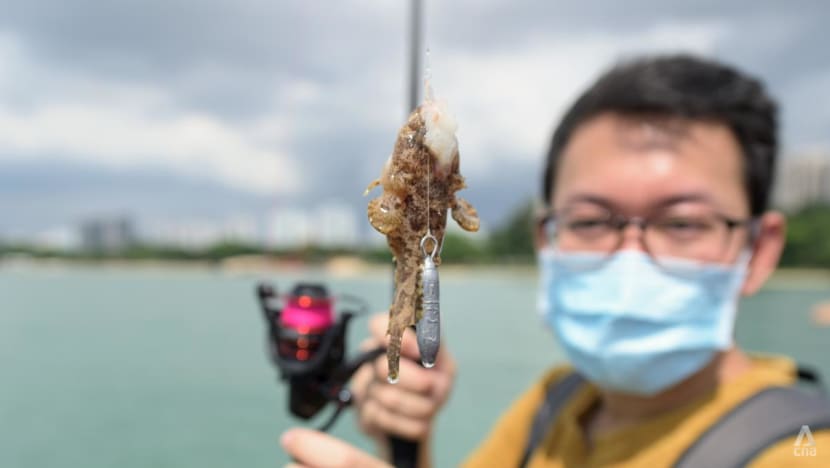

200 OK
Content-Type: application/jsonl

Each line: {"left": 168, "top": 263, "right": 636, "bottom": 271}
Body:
{"left": 0, "top": 0, "right": 828, "bottom": 240}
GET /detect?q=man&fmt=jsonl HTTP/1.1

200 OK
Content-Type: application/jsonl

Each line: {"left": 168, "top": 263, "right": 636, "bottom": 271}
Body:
{"left": 281, "top": 55, "right": 830, "bottom": 467}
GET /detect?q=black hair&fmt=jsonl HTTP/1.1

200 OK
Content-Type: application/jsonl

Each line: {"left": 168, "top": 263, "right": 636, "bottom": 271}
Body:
{"left": 542, "top": 54, "right": 778, "bottom": 216}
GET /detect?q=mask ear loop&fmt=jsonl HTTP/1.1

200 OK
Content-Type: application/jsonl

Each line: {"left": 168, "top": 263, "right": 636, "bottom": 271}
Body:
{"left": 748, "top": 218, "right": 763, "bottom": 243}
{"left": 730, "top": 217, "right": 762, "bottom": 280}
{"left": 730, "top": 223, "right": 758, "bottom": 342}
{"left": 744, "top": 217, "right": 763, "bottom": 265}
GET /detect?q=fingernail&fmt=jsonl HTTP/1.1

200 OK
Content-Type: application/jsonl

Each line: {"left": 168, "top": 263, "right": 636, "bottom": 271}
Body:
{"left": 280, "top": 430, "right": 294, "bottom": 448}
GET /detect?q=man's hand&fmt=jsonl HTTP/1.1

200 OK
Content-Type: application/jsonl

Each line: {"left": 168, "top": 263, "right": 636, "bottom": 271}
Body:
{"left": 281, "top": 428, "right": 390, "bottom": 468}
{"left": 351, "top": 313, "right": 456, "bottom": 442}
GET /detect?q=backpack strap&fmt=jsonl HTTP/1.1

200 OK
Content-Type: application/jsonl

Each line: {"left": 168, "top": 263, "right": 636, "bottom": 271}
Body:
{"left": 519, "top": 372, "right": 585, "bottom": 468}
{"left": 522, "top": 367, "right": 830, "bottom": 468}
{"left": 674, "top": 377, "right": 830, "bottom": 468}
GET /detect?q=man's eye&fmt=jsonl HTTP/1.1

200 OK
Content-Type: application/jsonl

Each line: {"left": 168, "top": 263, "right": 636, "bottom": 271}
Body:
{"left": 658, "top": 218, "right": 710, "bottom": 233}
{"left": 567, "top": 218, "right": 611, "bottom": 231}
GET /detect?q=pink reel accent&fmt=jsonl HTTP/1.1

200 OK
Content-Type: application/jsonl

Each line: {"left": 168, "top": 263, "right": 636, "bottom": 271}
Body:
{"left": 280, "top": 295, "right": 335, "bottom": 332}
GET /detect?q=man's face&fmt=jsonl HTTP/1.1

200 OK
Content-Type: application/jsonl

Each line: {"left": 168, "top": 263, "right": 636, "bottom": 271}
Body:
{"left": 541, "top": 112, "right": 785, "bottom": 295}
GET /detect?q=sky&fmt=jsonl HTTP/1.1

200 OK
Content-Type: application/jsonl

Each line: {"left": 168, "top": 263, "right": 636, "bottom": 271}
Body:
{"left": 0, "top": 0, "right": 828, "bottom": 240}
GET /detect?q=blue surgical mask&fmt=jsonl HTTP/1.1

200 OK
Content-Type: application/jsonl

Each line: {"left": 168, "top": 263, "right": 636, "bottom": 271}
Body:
{"left": 537, "top": 249, "right": 750, "bottom": 396}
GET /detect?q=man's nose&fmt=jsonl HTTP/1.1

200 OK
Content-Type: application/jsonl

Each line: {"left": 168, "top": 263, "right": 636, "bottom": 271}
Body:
{"left": 618, "top": 222, "right": 648, "bottom": 252}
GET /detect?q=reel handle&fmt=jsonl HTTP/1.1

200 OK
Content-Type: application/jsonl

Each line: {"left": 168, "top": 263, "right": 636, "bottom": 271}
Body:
{"left": 389, "top": 436, "right": 418, "bottom": 468}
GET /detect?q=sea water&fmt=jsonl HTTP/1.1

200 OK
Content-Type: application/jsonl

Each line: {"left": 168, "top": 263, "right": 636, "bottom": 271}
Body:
{"left": 1, "top": 265, "right": 827, "bottom": 467}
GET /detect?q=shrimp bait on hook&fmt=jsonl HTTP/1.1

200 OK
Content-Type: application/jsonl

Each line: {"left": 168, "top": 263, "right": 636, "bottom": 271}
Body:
{"left": 364, "top": 80, "right": 480, "bottom": 383}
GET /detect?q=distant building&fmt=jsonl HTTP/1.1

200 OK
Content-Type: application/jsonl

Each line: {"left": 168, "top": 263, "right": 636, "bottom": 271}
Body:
{"left": 267, "top": 208, "right": 311, "bottom": 249}
{"left": 220, "top": 216, "right": 260, "bottom": 245}
{"left": 773, "top": 153, "right": 830, "bottom": 212}
{"left": 79, "top": 217, "right": 136, "bottom": 253}
{"left": 34, "top": 226, "right": 81, "bottom": 250}
{"left": 140, "top": 215, "right": 260, "bottom": 249}
{"left": 267, "top": 202, "right": 360, "bottom": 249}
{"left": 316, "top": 202, "right": 359, "bottom": 248}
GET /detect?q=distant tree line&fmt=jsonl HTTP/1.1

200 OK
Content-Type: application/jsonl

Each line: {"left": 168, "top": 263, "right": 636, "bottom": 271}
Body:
{"left": 779, "top": 203, "right": 830, "bottom": 269}
{"left": 2, "top": 202, "right": 829, "bottom": 268}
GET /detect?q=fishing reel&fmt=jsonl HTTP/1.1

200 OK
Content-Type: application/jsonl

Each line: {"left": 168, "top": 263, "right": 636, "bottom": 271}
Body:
{"left": 256, "top": 282, "right": 384, "bottom": 431}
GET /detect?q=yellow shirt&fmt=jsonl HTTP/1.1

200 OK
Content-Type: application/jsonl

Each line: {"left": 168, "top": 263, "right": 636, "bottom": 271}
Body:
{"left": 463, "top": 356, "right": 830, "bottom": 467}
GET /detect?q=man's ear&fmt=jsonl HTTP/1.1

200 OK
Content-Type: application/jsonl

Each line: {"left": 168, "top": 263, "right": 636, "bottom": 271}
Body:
{"left": 741, "top": 211, "right": 786, "bottom": 296}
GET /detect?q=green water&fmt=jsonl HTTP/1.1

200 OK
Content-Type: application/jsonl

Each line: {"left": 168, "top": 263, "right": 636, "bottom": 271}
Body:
{"left": 1, "top": 266, "right": 828, "bottom": 467}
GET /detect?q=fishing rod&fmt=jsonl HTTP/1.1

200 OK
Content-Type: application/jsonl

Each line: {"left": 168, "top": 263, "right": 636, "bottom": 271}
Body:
{"left": 382, "top": 0, "right": 426, "bottom": 465}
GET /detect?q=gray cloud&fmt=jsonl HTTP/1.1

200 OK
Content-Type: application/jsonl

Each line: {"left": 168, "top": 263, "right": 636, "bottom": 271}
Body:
{"left": 0, "top": 161, "right": 273, "bottom": 234}
{"left": 0, "top": 0, "right": 828, "bottom": 238}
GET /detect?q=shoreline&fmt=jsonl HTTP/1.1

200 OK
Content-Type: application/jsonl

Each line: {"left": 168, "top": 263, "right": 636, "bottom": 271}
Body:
{"left": 0, "top": 254, "right": 538, "bottom": 279}
{"left": 1, "top": 255, "right": 828, "bottom": 286}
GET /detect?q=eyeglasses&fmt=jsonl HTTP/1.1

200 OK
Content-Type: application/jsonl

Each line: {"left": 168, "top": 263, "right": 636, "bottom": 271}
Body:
{"left": 538, "top": 204, "right": 756, "bottom": 270}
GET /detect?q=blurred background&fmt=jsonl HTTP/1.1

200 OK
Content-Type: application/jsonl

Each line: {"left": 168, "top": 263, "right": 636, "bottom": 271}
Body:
{"left": 1, "top": 1, "right": 829, "bottom": 467}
